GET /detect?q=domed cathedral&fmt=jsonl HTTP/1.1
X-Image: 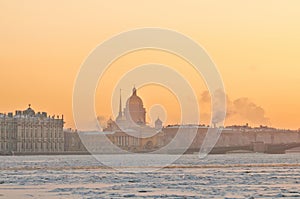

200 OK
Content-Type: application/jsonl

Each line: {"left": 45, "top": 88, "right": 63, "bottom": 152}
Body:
{"left": 103, "top": 87, "right": 165, "bottom": 152}
{"left": 105, "top": 86, "right": 146, "bottom": 131}
{"left": 124, "top": 87, "right": 146, "bottom": 125}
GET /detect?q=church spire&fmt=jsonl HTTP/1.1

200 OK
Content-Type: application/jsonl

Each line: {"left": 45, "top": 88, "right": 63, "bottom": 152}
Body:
{"left": 132, "top": 86, "right": 137, "bottom": 96}
{"left": 118, "top": 89, "right": 122, "bottom": 117}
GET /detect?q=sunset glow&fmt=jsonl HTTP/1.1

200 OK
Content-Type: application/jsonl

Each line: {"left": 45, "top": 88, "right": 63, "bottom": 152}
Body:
{"left": 0, "top": 1, "right": 299, "bottom": 129}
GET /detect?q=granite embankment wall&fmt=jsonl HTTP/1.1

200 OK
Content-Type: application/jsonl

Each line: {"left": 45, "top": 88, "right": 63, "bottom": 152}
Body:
{"left": 162, "top": 128, "right": 300, "bottom": 153}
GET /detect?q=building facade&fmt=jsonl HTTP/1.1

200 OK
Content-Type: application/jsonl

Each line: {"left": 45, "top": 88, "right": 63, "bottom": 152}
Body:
{"left": 0, "top": 105, "right": 64, "bottom": 154}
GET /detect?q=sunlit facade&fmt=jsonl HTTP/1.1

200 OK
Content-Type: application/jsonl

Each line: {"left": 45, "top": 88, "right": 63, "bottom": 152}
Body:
{"left": 0, "top": 105, "right": 64, "bottom": 154}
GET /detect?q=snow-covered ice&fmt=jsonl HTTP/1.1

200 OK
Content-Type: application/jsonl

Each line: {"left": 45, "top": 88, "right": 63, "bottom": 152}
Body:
{"left": 0, "top": 153, "right": 300, "bottom": 198}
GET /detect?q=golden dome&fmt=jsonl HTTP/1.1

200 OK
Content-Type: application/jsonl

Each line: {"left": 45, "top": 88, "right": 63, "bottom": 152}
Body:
{"left": 124, "top": 86, "right": 146, "bottom": 125}
{"left": 126, "top": 87, "right": 143, "bottom": 107}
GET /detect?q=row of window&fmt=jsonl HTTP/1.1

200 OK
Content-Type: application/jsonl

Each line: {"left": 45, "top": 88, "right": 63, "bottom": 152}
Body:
{"left": 0, "top": 142, "right": 63, "bottom": 151}
{"left": 0, "top": 130, "right": 63, "bottom": 137}
{"left": 116, "top": 136, "right": 139, "bottom": 146}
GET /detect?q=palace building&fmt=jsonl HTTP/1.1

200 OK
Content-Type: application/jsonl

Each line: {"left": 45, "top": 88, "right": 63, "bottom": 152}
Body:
{"left": 0, "top": 105, "right": 64, "bottom": 154}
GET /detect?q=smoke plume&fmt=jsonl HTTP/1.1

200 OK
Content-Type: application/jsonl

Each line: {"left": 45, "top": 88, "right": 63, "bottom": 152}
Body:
{"left": 97, "top": 115, "right": 108, "bottom": 130}
{"left": 200, "top": 90, "right": 270, "bottom": 126}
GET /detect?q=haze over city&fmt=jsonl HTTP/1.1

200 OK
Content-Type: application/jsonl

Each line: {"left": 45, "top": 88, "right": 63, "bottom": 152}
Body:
{"left": 0, "top": 1, "right": 299, "bottom": 130}
{"left": 1, "top": 1, "right": 300, "bottom": 199}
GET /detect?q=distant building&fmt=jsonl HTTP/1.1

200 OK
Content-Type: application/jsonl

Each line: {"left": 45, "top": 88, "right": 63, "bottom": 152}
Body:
{"left": 155, "top": 117, "right": 163, "bottom": 130}
{"left": 124, "top": 87, "right": 146, "bottom": 125}
{"left": 108, "top": 87, "right": 147, "bottom": 131}
{"left": 64, "top": 129, "right": 87, "bottom": 152}
{"left": 0, "top": 105, "right": 64, "bottom": 154}
{"left": 100, "top": 86, "right": 165, "bottom": 151}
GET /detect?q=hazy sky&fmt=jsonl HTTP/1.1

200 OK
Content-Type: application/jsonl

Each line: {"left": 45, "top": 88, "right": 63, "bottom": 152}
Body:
{"left": 0, "top": 1, "right": 299, "bottom": 129}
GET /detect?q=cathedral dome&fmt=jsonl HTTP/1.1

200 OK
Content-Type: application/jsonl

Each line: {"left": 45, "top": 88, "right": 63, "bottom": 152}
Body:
{"left": 126, "top": 87, "right": 143, "bottom": 107}
{"left": 126, "top": 94, "right": 143, "bottom": 107}
{"left": 124, "top": 87, "right": 146, "bottom": 125}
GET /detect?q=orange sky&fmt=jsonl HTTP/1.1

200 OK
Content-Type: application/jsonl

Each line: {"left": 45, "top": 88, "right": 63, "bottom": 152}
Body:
{"left": 0, "top": 1, "right": 299, "bottom": 129}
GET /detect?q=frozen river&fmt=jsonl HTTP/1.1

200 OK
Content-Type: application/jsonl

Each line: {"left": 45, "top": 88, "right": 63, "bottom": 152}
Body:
{"left": 0, "top": 153, "right": 300, "bottom": 198}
